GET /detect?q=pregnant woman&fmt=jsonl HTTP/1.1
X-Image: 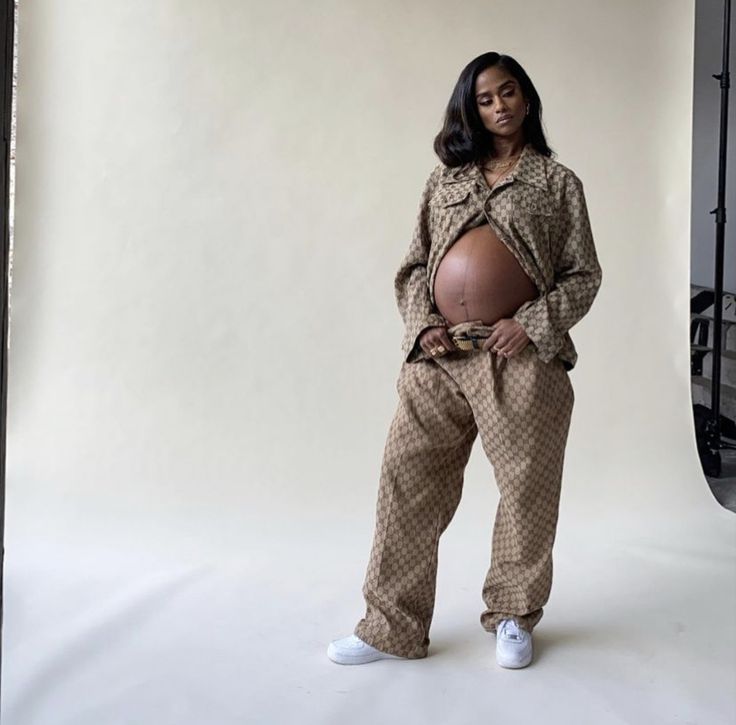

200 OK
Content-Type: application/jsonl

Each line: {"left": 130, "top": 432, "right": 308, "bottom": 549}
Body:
{"left": 328, "top": 52, "right": 603, "bottom": 668}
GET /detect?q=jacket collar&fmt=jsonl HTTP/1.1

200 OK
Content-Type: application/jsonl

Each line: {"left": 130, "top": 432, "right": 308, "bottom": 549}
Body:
{"left": 441, "top": 142, "right": 549, "bottom": 192}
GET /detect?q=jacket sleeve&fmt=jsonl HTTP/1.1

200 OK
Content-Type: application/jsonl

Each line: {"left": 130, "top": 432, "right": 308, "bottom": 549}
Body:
{"left": 511, "top": 172, "right": 603, "bottom": 363}
{"left": 394, "top": 164, "right": 447, "bottom": 362}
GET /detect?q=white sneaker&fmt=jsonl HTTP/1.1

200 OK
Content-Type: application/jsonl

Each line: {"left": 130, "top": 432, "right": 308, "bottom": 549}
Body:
{"left": 495, "top": 618, "right": 533, "bottom": 669}
{"left": 327, "top": 634, "right": 408, "bottom": 665}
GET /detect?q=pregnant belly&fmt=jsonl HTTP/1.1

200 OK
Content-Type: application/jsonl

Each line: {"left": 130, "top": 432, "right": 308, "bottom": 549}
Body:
{"left": 433, "top": 223, "right": 539, "bottom": 326}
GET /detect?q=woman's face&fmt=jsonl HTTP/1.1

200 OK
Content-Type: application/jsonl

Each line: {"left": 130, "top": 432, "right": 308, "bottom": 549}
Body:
{"left": 474, "top": 66, "right": 527, "bottom": 139}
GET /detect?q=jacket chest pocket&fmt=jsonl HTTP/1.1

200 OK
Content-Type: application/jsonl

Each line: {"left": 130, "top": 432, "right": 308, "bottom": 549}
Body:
{"left": 429, "top": 187, "right": 472, "bottom": 234}
{"left": 510, "top": 187, "right": 555, "bottom": 255}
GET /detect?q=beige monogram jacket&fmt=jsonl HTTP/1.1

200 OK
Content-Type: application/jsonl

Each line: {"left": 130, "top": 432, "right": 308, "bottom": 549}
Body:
{"left": 395, "top": 142, "right": 603, "bottom": 371}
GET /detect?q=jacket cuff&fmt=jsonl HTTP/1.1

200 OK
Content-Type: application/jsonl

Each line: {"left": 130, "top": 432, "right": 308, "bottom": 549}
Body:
{"left": 512, "top": 296, "right": 564, "bottom": 364}
{"left": 403, "top": 314, "right": 447, "bottom": 362}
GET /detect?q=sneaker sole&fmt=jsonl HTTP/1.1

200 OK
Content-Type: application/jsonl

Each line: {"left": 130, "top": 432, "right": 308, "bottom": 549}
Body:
{"left": 497, "top": 650, "right": 533, "bottom": 668}
{"left": 327, "top": 644, "right": 407, "bottom": 665}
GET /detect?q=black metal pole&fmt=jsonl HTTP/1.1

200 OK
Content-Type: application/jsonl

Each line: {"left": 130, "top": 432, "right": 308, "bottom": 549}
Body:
{"left": 706, "top": 0, "right": 732, "bottom": 469}
{"left": 0, "top": 0, "right": 14, "bottom": 711}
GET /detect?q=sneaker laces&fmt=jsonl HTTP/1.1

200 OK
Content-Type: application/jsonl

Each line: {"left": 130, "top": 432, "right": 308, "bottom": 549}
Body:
{"left": 501, "top": 619, "right": 524, "bottom": 641}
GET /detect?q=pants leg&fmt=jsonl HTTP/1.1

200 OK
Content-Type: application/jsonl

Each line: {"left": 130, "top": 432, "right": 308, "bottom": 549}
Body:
{"left": 354, "top": 358, "right": 477, "bottom": 658}
{"left": 447, "top": 344, "right": 574, "bottom": 635}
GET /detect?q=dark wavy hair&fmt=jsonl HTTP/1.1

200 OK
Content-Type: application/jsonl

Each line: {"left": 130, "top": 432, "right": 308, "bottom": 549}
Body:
{"left": 433, "top": 52, "right": 554, "bottom": 167}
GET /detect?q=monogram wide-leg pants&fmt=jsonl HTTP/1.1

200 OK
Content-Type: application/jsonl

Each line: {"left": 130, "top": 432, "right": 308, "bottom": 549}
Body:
{"left": 353, "top": 337, "right": 575, "bottom": 659}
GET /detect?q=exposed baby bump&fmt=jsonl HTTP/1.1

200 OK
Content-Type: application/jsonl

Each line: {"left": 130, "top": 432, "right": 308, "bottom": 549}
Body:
{"left": 433, "top": 223, "right": 539, "bottom": 326}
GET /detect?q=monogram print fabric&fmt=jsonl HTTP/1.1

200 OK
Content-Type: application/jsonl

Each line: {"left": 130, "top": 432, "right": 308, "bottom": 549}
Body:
{"left": 354, "top": 340, "right": 574, "bottom": 658}
{"left": 393, "top": 143, "right": 603, "bottom": 370}
{"left": 349, "top": 143, "right": 600, "bottom": 660}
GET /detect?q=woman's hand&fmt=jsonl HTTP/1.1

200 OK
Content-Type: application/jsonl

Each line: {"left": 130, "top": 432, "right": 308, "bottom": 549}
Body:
{"left": 419, "top": 325, "right": 457, "bottom": 358}
{"left": 481, "top": 319, "right": 530, "bottom": 357}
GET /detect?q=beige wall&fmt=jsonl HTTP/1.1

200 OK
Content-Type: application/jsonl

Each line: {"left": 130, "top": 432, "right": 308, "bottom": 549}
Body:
{"left": 9, "top": 0, "right": 698, "bottom": 538}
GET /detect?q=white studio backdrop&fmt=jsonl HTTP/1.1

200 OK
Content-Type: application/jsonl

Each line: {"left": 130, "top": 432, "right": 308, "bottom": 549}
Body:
{"left": 2, "top": 1, "right": 735, "bottom": 724}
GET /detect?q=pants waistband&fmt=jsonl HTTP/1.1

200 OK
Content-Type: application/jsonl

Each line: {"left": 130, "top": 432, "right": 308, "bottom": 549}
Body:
{"left": 447, "top": 320, "right": 495, "bottom": 351}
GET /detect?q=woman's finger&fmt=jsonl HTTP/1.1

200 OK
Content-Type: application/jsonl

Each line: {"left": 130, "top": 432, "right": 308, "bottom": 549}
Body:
{"left": 439, "top": 329, "right": 456, "bottom": 351}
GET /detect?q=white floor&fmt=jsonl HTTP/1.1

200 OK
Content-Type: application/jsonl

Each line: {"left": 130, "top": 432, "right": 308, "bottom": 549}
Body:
{"left": 1, "top": 483, "right": 734, "bottom": 725}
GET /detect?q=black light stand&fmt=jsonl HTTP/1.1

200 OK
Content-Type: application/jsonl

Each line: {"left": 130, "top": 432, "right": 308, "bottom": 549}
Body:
{"left": 0, "top": 0, "right": 13, "bottom": 708}
{"left": 700, "top": 0, "right": 736, "bottom": 477}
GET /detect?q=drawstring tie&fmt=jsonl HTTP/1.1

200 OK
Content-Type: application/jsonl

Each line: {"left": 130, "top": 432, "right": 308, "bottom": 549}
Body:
{"left": 445, "top": 319, "right": 506, "bottom": 399}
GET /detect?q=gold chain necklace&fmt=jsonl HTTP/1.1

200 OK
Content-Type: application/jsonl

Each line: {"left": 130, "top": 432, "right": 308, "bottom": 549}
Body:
{"left": 480, "top": 153, "right": 521, "bottom": 172}
{"left": 479, "top": 155, "right": 521, "bottom": 189}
